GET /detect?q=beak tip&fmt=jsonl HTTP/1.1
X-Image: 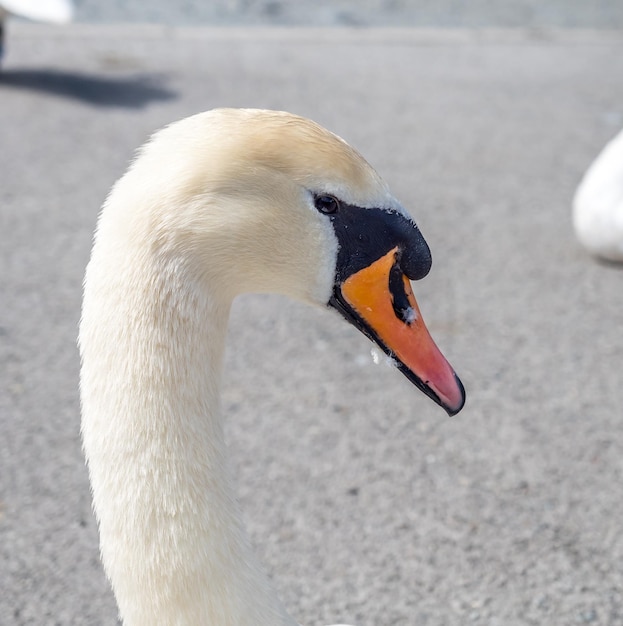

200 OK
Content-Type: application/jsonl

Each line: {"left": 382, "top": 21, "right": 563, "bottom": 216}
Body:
{"left": 442, "top": 374, "right": 466, "bottom": 416}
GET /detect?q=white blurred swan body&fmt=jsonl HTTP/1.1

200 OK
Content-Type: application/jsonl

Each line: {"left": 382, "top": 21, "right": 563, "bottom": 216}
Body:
{"left": 0, "top": 0, "right": 72, "bottom": 23}
{"left": 573, "top": 128, "right": 623, "bottom": 262}
{"left": 0, "top": 0, "right": 72, "bottom": 63}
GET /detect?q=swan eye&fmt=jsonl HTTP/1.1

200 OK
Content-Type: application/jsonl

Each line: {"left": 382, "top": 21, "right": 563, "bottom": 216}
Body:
{"left": 314, "top": 194, "right": 340, "bottom": 215}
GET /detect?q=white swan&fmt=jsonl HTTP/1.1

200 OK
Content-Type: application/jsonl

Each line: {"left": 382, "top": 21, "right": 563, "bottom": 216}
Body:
{"left": 0, "top": 0, "right": 72, "bottom": 23}
{"left": 573, "top": 127, "right": 623, "bottom": 262}
{"left": 79, "top": 108, "right": 465, "bottom": 626}
{"left": 0, "top": 0, "right": 73, "bottom": 64}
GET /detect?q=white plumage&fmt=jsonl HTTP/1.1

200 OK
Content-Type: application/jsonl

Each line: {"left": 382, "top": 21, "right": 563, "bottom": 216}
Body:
{"left": 0, "top": 0, "right": 72, "bottom": 64}
{"left": 573, "top": 128, "right": 623, "bottom": 262}
{"left": 0, "top": 0, "right": 72, "bottom": 24}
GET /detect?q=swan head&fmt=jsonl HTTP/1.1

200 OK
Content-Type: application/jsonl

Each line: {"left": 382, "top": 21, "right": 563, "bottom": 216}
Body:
{"left": 99, "top": 108, "right": 465, "bottom": 415}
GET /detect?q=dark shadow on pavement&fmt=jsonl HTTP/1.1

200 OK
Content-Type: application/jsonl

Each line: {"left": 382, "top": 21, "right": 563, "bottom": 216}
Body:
{"left": 0, "top": 68, "right": 177, "bottom": 108}
{"left": 595, "top": 257, "right": 623, "bottom": 271}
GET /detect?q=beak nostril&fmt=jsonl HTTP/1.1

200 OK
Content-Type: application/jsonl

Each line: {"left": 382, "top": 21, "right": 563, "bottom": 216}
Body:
{"left": 389, "top": 261, "right": 416, "bottom": 325}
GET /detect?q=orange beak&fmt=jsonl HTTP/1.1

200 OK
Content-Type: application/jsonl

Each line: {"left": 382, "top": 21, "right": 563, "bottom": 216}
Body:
{"left": 334, "top": 247, "right": 465, "bottom": 415}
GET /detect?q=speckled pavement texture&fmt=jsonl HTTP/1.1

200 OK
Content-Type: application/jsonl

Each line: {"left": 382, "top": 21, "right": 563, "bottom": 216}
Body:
{"left": 70, "top": 0, "right": 623, "bottom": 28}
{"left": 1, "top": 23, "right": 623, "bottom": 626}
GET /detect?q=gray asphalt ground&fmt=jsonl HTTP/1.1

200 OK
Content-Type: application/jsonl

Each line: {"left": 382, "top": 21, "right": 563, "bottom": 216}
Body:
{"left": 71, "top": 0, "right": 623, "bottom": 28}
{"left": 1, "top": 20, "right": 623, "bottom": 626}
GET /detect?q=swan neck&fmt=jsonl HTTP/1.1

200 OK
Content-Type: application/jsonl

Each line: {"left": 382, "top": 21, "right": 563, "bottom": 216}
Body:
{"left": 80, "top": 245, "right": 295, "bottom": 626}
